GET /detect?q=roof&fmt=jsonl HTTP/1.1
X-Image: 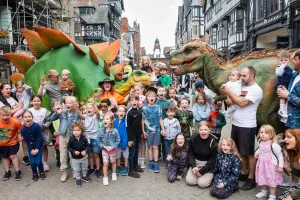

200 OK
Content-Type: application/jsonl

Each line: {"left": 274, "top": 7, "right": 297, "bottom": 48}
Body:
{"left": 163, "top": 47, "right": 172, "bottom": 55}
{"left": 178, "top": 6, "right": 183, "bottom": 26}
{"left": 183, "top": 0, "right": 192, "bottom": 16}
{"left": 191, "top": 0, "right": 201, "bottom": 6}
{"left": 73, "top": 2, "right": 94, "bottom": 8}
{"left": 80, "top": 6, "right": 110, "bottom": 24}
{"left": 155, "top": 38, "right": 160, "bottom": 44}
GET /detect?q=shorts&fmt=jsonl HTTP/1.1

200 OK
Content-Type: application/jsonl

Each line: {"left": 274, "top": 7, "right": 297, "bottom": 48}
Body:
{"left": 146, "top": 131, "right": 161, "bottom": 147}
{"left": 116, "top": 146, "right": 129, "bottom": 159}
{"left": 102, "top": 148, "right": 117, "bottom": 163}
{"left": 89, "top": 139, "right": 100, "bottom": 154}
{"left": 0, "top": 143, "right": 20, "bottom": 159}
{"left": 231, "top": 125, "right": 256, "bottom": 156}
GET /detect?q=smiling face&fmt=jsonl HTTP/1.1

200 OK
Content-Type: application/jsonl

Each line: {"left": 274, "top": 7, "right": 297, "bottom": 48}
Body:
{"left": 65, "top": 98, "right": 75, "bottom": 112}
{"left": 117, "top": 106, "right": 126, "bottom": 120}
{"left": 168, "top": 89, "right": 177, "bottom": 99}
{"left": 23, "top": 112, "right": 33, "bottom": 126}
{"left": 48, "top": 72, "right": 59, "bottom": 84}
{"left": 86, "top": 104, "right": 95, "bottom": 116}
{"left": 157, "top": 87, "right": 166, "bottom": 99}
{"left": 103, "top": 82, "right": 112, "bottom": 92}
{"left": 103, "top": 115, "right": 112, "bottom": 128}
{"left": 197, "top": 95, "right": 205, "bottom": 105}
{"left": 240, "top": 68, "right": 254, "bottom": 86}
{"left": 134, "top": 85, "right": 144, "bottom": 96}
{"left": 160, "top": 69, "right": 167, "bottom": 77}
{"left": 198, "top": 125, "right": 210, "bottom": 139}
{"left": 72, "top": 126, "right": 82, "bottom": 138}
{"left": 176, "top": 134, "right": 185, "bottom": 147}
{"left": 0, "top": 110, "right": 10, "bottom": 123}
{"left": 285, "top": 132, "right": 296, "bottom": 150}
{"left": 31, "top": 96, "right": 42, "bottom": 109}
{"left": 221, "top": 140, "right": 232, "bottom": 154}
{"left": 1, "top": 84, "right": 11, "bottom": 98}
{"left": 142, "top": 58, "right": 150, "bottom": 66}
{"left": 100, "top": 103, "right": 108, "bottom": 113}
{"left": 180, "top": 99, "right": 189, "bottom": 111}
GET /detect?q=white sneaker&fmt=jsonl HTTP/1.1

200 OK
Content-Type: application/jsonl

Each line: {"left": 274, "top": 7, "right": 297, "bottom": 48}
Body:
{"left": 138, "top": 158, "right": 141, "bottom": 166}
{"left": 140, "top": 158, "right": 146, "bottom": 169}
{"left": 255, "top": 191, "right": 269, "bottom": 198}
{"left": 103, "top": 177, "right": 109, "bottom": 186}
{"left": 268, "top": 195, "right": 276, "bottom": 200}
{"left": 280, "top": 181, "right": 299, "bottom": 188}
{"left": 112, "top": 173, "right": 117, "bottom": 181}
{"left": 43, "top": 162, "right": 50, "bottom": 172}
{"left": 176, "top": 174, "right": 182, "bottom": 180}
{"left": 278, "top": 110, "right": 288, "bottom": 118}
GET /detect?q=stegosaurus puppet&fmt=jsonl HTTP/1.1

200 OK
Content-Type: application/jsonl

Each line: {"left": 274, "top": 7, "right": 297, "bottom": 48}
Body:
{"left": 170, "top": 39, "right": 297, "bottom": 133}
{"left": 4, "top": 27, "right": 151, "bottom": 109}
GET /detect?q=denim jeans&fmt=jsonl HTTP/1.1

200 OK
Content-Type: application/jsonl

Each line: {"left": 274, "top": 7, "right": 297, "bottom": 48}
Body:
{"left": 28, "top": 148, "right": 44, "bottom": 175}
{"left": 164, "top": 139, "right": 173, "bottom": 156}
{"left": 128, "top": 136, "right": 140, "bottom": 170}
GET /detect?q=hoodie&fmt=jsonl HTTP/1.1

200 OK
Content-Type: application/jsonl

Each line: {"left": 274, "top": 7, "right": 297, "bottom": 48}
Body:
{"left": 114, "top": 117, "right": 128, "bottom": 150}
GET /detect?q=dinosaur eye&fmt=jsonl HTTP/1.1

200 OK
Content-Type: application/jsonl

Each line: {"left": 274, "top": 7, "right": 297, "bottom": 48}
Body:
{"left": 94, "top": 89, "right": 98, "bottom": 93}
{"left": 136, "top": 71, "right": 142, "bottom": 76}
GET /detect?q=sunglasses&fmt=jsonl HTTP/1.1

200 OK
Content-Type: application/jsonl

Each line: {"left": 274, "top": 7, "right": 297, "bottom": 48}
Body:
{"left": 100, "top": 105, "right": 108, "bottom": 108}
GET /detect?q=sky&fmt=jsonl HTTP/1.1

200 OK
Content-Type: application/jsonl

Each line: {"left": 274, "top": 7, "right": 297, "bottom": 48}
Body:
{"left": 122, "top": 0, "right": 182, "bottom": 54}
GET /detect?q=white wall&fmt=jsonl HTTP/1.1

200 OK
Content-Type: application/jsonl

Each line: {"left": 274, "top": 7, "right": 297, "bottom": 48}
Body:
{"left": 256, "top": 28, "right": 288, "bottom": 48}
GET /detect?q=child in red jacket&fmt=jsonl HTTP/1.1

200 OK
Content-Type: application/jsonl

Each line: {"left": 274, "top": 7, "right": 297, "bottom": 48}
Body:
{"left": 207, "top": 101, "right": 226, "bottom": 142}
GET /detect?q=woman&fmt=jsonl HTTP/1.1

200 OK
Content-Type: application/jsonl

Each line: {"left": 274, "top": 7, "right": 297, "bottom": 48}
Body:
{"left": 0, "top": 83, "right": 23, "bottom": 116}
{"left": 98, "top": 78, "right": 125, "bottom": 105}
{"left": 186, "top": 121, "right": 217, "bottom": 188}
{"left": 279, "top": 129, "right": 300, "bottom": 200}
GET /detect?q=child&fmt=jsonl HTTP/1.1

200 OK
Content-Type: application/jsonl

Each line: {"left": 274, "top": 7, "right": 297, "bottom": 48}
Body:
{"left": 275, "top": 50, "right": 293, "bottom": 118}
{"left": 122, "top": 58, "right": 132, "bottom": 78}
{"left": 163, "top": 106, "right": 181, "bottom": 163}
{"left": 207, "top": 101, "right": 226, "bottom": 142}
{"left": 114, "top": 105, "right": 129, "bottom": 176}
{"left": 12, "top": 80, "right": 32, "bottom": 118}
{"left": 167, "top": 133, "right": 188, "bottom": 182}
{"left": 194, "top": 80, "right": 216, "bottom": 111}
{"left": 150, "top": 75, "right": 158, "bottom": 87}
{"left": 67, "top": 121, "right": 92, "bottom": 187}
{"left": 50, "top": 100, "right": 62, "bottom": 168}
{"left": 49, "top": 96, "right": 80, "bottom": 182}
{"left": 60, "top": 69, "right": 75, "bottom": 97}
{"left": 157, "top": 64, "right": 172, "bottom": 89}
{"left": 255, "top": 125, "right": 284, "bottom": 200}
{"left": 80, "top": 105, "right": 87, "bottom": 115}
{"left": 175, "top": 98, "right": 194, "bottom": 140}
{"left": 167, "top": 87, "right": 179, "bottom": 110}
{"left": 0, "top": 106, "right": 23, "bottom": 181}
{"left": 126, "top": 94, "right": 144, "bottom": 178}
{"left": 76, "top": 103, "right": 102, "bottom": 178}
{"left": 142, "top": 90, "right": 165, "bottom": 173}
{"left": 192, "top": 93, "right": 211, "bottom": 134}
{"left": 98, "top": 98, "right": 112, "bottom": 128}
{"left": 98, "top": 113, "right": 120, "bottom": 186}
{"left": 210, "top": 138, "right": 241, "bottom": 199}
{"left": 224, "top": 69, "right": 241, "bottom": 118}
{"left": 133, "top": 83, "right": 146, "bottom": 108}
{"left": 140, "top": 56, "right": 153, "bottom": 73}
{"left": 28, "top": 95, "right": 51, "bottom": 172}
{"left": 21, "top": 110, "right": 45, "bottom": 181}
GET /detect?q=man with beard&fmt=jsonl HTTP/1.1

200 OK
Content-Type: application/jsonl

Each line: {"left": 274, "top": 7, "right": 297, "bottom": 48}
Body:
{"left": 221, "top": 66, "right": 263, "bottom": 191}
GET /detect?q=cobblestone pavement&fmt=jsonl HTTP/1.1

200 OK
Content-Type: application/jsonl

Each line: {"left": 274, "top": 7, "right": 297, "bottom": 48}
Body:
{"left": 0, "top": 119, "right": 288, "bottom": 200}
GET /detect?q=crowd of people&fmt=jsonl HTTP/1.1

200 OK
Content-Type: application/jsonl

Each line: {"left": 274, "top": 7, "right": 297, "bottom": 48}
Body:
{"left": 0, "top": 50, "right": 300, "bottom": 200}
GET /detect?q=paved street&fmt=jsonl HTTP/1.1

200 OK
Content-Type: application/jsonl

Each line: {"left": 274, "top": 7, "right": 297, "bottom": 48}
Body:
{"left": 0, "top": 119, "right": 288, "bottom": 200}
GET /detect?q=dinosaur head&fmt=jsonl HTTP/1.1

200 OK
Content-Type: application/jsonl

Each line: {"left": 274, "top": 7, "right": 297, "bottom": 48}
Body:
{"left": 129, "top": 70, "right": 152, "bottom": 87}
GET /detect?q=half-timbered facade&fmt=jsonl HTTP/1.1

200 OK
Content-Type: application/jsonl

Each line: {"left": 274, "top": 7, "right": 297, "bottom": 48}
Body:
{"left": 290, "top": 0, "right": 300, "bottom": 48}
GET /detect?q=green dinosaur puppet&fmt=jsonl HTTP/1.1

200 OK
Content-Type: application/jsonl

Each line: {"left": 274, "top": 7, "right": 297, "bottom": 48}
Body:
{"left": 4, "top": 27, "right": 151, "bottom": 109}
{"left": 0, "top": 128, "right": 11, "bottom": 142}
{"left": 170, "top": 40, "right": 296, "bottom": 132}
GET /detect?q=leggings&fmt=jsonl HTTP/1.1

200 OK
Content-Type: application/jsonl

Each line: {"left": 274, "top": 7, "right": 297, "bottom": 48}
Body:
{"left": 167, "top": 152, "right": 187, "bottom": 182}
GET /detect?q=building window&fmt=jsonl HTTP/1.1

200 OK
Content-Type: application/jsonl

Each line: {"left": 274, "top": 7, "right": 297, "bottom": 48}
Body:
{"left": 215, "top": 1, "right": 222, "bottom": 13}
{"left": 212, "top": 27, "right": 217, "bottom": 44}
{"left": 230, "top": 12, "right": 236, "bottom": 34}
{"left": 236, "top": 9, "right": 243, "bottom": 32}
{"left": 296, "top": 8, "right": 300, "bottom": 16}
{"left": 270, "top": 0, "right": 279, "bottom": 14}
{"left": 193, "top": 25, "right": 199, "bottom": 36}
{"left": 207, "top": 9, "right": 212, "bottom": 21}
{"left": 256, "top": 0, "right": 265, "bottom": 19}
{"left": 218, "top": 24, "right": 223, "bottom": 41}
{"left": 222, "top": 20, "right": 228, "bottom": 39}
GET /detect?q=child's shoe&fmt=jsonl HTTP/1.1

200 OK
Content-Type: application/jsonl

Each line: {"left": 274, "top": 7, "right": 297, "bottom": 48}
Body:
{"left": 128, "top": 170, "right": 140, "bottom": 178}
{"left": 112, "top": 173, "right": 117, "bottom": 181}
{"left": 140, "top": 158, "right": 146, "bottom": 169}
{"left": 15, "top": 170, "right": 22, "bottom": 181}
{"left": 153, "top": 163, "right": 160, "bottom": 173}
{"left": 268, "top": 195, "right": 276, "bottom": 200}
{"left": 82, "top": 176, "right": 92, "bottom": 183}
{"left": 255, "top": 190, "right": 269, "bottom": 198}
{"left": 103, "top": 177, "right": 109, "bottom": 186}
{"left": 75, "top": 179, "right": 82, "bottom": 187}
{"left": 122, "top": 168, "right": 129, "bottom": 176}
{"left": 40, "top": 172, "right": 46, "bottom": 180}
{"left": 43, "top": 162, "right": 50, "bottom": 172}
{"left": 95, "top": 169, "right": 103, "bottom": 178}
{"left": 32, "top": 173, "right": 39, "bottom": 181}
{"left": 116, "top": 166, "right": 122, "bottom": 175}
{"left": 2, "top": 170, "right": 11, "bottom": 181}
{"left": 147, "top": 162, "right": 154, "bottom": 172}
{"left": 87, "top": 168, "right": 95, "bottom": 176}
{"left": 60, "top": 171, "right": 68, "bottom": 182}
{"left": 138, "top": 158, "right": 141, "bottom": 166}
{"left": 22, "top": 156, "right": 30, "bottom": 166}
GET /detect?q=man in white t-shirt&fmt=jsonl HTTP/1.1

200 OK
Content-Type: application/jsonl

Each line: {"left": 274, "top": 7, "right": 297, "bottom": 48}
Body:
{"left": 221, "top": 66, "right": 263, "bottom": 191}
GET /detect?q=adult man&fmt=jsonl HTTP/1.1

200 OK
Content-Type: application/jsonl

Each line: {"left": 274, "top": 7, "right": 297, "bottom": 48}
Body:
{"left": 278, "top": 50, "right": 300, "bottom": 129}
{"left": 221, "top": 66, "right": 263, "bottom": 190}
{"left": 37, "top": 69, "right": 62, "bottom": 104}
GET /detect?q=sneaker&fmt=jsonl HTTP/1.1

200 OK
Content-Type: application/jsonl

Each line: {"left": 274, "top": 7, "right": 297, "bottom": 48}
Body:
{"left": 22, "top": 156, "right": 30, "bottom": 166}
{"left": 134, "top": 165, "right": 144, "bottom": 172}
{"left": 278, "top": 110, "right": 288, "bottom": 118}
{"left": 112, "top": 173, "right": 117, "bottom": 181}
{"left": 153, "top": 163, "right": 160, "bottom": 173}
{"left": 138, "top": 158, "right": 141, "bottom": 166}
{"left": 176, "top": 174, "right": 183, "bottom": 180}
{"left": 280, "top": 181, "right": 299, "bottom": 188}
{"left": 87, "top": 168, "right": 95, "bottom": 176}
{"left": 2, "top": 170, "right": 11, "bottom": 181}
{"left": 147, "top": 162, "right": 154, "bottom": 172}
{"left": 103, "top": 177, "right": 109, "bottom": 186}
{"left": 40, "top": 172, "right": 46, "bottom": 180}
{"left": 60, "top": 171, "right": 68, "bottom": 182}
{"left": 116, "top": 166, "right": 122, "bottom": 175}
{"left": 128, "top": 170, "right": 140, "bottom": 178}
{"left": 75, "top": 179, "right": 82, "bottom": 187}
{"left": 95, "top": 169, "right": 103, "bottom": 178}
{"left": 240, "top": 178, "right": 256, "bottom": 191}
{"left": 43, "top": 162, "right": 50, "bottom": 172}
{"left": 15, "top": 170, "right": 22, "bottom": 181}
{"left": 255, "top": 191, "right": 269, "bottom": 198}
{"left": 32, "top": 173, "right": 39, "bottom": 181}
{"left": 82, "top": 176, "right": 92, "bottom": 183}
{"left": 239, "top": 173, "right": 248, "bottom": 181}
{"left": 268, "top": 195, "right": 276, "bottom": 200}
{"left": 122, "top": 168, "right": 129, "bottom": 176}
{"left": 140, "top": 158, "right": 146, "bottom": 169}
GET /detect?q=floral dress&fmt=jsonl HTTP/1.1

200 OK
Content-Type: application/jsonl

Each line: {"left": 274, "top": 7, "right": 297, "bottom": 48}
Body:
{"left": 255, "top": 140, "right": 283, "bottom": 187}
{"left": 210, "top": 153, "right": 241, "bottom": 199}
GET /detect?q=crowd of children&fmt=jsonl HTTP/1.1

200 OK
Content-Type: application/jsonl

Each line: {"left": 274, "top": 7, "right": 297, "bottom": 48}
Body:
{"left": 0, "top": 53, "right": 298, "bottom": 199}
